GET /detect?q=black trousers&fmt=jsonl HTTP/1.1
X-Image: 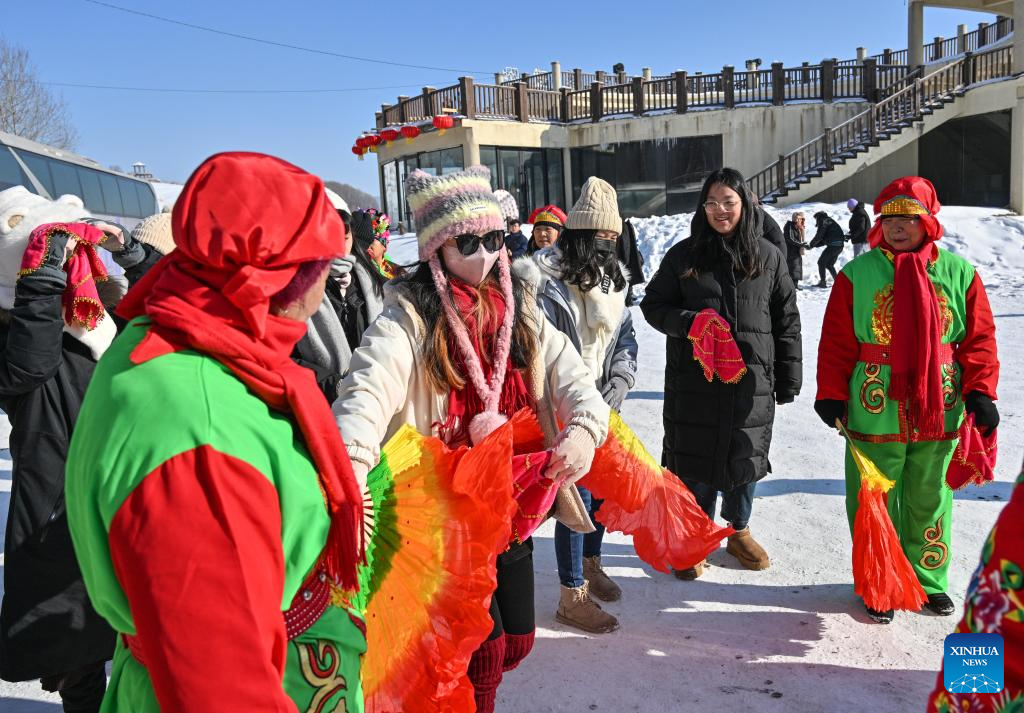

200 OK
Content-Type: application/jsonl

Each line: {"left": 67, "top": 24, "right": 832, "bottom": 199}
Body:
{"left": 818, "top": 245, "right": 844, "bottom": 282}
{"left": 486, "top": 539, "right": 535, "bottom": 640}
{"left": 40, "top": 661, "right": 106, "bottom": 713}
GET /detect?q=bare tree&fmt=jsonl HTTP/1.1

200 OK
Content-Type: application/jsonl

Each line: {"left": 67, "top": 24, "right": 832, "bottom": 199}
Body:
{"left": 0, "top": 38, "right": 78, "bottom": 149}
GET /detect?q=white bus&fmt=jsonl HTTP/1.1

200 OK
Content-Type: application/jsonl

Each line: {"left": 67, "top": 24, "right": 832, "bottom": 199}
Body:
{"left": 0, "top": 130, "right": 159, "bottom": 232}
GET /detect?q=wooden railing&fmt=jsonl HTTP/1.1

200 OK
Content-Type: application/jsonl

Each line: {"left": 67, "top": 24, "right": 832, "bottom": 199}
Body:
{"left": 373, "top": 19, "right": 1014, "bottom": 129}
{"left": 748, "top": 46, "right": 1015, "bottom": 202}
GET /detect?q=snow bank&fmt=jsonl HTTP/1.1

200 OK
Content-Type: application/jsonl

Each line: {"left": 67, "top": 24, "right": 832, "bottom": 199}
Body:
{"left": 632, "top": 203, "right": 1024, "bottom": 290}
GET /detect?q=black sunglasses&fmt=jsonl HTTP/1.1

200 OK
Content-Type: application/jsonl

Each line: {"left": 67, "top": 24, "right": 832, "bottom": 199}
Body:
{"left": 450, "top": 230, "right": 505, "bottom": 256}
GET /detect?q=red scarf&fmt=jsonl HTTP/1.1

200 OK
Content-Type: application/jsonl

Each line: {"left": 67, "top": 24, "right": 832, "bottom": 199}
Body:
{"left": 868, "top": 177, "right": 947, "bottom": 436}
{"left": 19, "top": 222, "right": 108, "bottom": 329}
{"left": 116, "top": 152, "right": 363, "bottom": 589}
{"left": 438, "top": 278, "right": 530, "bottom": 446}
{"left": 888, "top": 243, "right": 945, "bottom": 434}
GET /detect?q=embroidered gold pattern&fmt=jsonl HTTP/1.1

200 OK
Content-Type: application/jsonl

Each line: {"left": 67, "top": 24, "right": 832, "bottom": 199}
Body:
{"left": 941, "top": 362, "right": 960, "bottom": 412}
{"left": 920, "top": 515, "right": 949, "bottom": 570}
{"left": 860, "top": 363, "right": 886, "bottom": 415}
{"left": 871, "top": 285, "right": 894, "bottom": 345}
{"left": 298, "top": 640, "right": 349, "bottom": 712}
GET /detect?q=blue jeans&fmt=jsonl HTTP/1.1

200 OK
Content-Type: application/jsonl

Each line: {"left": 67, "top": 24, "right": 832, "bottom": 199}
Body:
{"left": 554, "top": 485, "right": 606, "bottom": 588}
{"left": 681, "top": 478, "right": 756, "bottom": 531}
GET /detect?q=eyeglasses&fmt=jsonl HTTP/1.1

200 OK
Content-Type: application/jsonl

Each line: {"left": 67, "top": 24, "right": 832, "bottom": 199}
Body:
{"left": 449, "top": 230, "right": 505, "bottom": 256}
{"left": 703, "top": 200, "right": 740, "bottom": 212}
{"left": 880, "top": 216, "right": 920, "bottom": 227}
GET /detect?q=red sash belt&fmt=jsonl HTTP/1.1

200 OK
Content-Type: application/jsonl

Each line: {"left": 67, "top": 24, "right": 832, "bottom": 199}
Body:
{"left": 858, "top": 342, "right": 954, "bottom": 365}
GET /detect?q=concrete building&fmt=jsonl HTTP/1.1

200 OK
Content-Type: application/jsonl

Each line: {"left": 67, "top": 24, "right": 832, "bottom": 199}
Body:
{"left": 364, "top": 3, "right": 1020, "bottom": 226}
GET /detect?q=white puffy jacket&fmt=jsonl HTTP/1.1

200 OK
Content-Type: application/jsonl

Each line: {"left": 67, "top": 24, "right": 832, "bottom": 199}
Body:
{"left": 333, "top": 281, "right": 610, "bottom": 472}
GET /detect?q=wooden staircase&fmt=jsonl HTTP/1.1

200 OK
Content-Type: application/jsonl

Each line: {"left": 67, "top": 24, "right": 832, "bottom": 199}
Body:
{"left": 749, "top": 46, "right": 1016, "bottom": 205}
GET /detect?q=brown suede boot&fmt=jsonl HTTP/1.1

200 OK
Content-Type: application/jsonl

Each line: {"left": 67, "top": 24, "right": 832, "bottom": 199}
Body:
{"left": 583, "top": 555, "right": 622, "bottom": 602}
{"left": 556, "top": 582, "right": 619, "bottom": 633}
{"left": 726, "top": 528, "right": 770, "bottom": 570}
{"left": 673, "top": 560, "right": 707, "bottom": 580}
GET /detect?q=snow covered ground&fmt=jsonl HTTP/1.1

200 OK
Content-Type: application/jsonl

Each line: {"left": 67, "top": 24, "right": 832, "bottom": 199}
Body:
{"left": 1, "top": 204, "right": 1020, "bottom": 712}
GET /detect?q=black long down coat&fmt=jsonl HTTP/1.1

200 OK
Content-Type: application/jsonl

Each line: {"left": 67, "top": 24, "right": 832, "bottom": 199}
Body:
{"left": 640, "top": 236, "right": 802, "bottom": 491}
{"left": 0, "top": 264, "right": 115, "bottom": 681}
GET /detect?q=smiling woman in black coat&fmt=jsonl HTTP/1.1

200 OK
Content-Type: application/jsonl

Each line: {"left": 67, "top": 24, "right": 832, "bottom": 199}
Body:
{"left": 640, "top": 168, "right": 802, "bottom": 579}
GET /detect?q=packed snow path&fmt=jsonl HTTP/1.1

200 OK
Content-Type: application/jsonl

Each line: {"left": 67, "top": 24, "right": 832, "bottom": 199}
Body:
{"left": 0, "top": 204, "right": 1020, "bottom": 712}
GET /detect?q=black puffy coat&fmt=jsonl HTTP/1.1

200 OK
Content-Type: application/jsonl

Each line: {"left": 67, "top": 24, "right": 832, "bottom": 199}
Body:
{"left": 640, "top": 237, "right": 802, "bottom": 491}
{"left": 758, "top": 209, "right": 786, "bottom": 258}
{"left": 849, "top": 203, "right": 871, "bottom": 245}
{"left": 0, "top": 265, "right": 115, "bottom": 681}
{"left": 783, "top": 221, "right": 806, "bottom": 282}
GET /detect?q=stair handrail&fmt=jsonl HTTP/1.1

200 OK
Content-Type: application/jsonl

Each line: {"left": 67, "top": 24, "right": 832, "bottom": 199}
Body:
{"left": 751, "top": 45, "right": 1013, "bottom": 201}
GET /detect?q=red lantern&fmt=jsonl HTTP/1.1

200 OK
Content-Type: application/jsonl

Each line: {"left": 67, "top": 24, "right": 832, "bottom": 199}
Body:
{"left": 433, "top": 115, "right": 454, "bottom": 135}
{"left": 356, "top": 136, "right": 369, "bottom": 149}
{"left": 380, "top": 128, "right": 400, "bottom": 146}
{"left": 351, "top": 145, "right": 364, "bottom": 161}
{"left": 365, "top": 135, "right": 381, "bottom": 153}
{"left": 400, "top": 125, "right": 421, "bottom": 144}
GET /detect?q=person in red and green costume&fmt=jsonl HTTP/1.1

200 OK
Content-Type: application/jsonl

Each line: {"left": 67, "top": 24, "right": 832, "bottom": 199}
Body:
{"left": 815, "top": 176, "right": 999, "bottom": 625}
{"left": 65, "top": 152, "right": 367, "bottom": 712}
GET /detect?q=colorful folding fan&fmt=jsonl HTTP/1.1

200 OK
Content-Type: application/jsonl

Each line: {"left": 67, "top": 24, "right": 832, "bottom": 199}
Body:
{"left": 356, "top": 421, "right": 516, "bottom": 712}
{"left": 581, "top": 411, "right": 733, "bottom": 573}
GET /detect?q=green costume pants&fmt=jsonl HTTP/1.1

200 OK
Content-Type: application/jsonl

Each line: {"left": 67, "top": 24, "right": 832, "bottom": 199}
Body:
{"left": 844, "top": 438, "right": 956, "bottom": 595}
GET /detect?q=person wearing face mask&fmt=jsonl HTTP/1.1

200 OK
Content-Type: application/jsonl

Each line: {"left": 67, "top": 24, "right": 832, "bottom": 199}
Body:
{"left": 815, "top": 176, "right": 999, "bottom": 624}
{"left": 333, "top": 166, "right": 610, "bottom": 713}
{"left": 514, "top": 176, "right": 637, "bottom": 634}
{"left": 526, "top": 204, "right": 566, "bottom": 254}
{"left": 640, "top": 168, "right": 802, "bottom": 579}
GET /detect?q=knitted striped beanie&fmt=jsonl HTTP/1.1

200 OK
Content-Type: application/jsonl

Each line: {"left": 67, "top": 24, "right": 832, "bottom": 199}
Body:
{"left": 405, "top": 166, "right": 504, "bottom": 261}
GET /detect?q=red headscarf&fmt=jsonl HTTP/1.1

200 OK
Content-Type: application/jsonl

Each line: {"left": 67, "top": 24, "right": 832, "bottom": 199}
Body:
{"left": 869, "top": 176, "right": 946, "bottom": 435}
{"left": 117, "top": 152, "right": 363, "bottom": 589}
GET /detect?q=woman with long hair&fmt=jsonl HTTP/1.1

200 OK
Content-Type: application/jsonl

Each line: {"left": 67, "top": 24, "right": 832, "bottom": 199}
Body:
{"left": 514, "top": 177, "right": 637, "bottom": 634}
{"left": 640, "top": 167, "right": 801, "bottom": 579}
{"left": 333, "top": 166, "right": 609, "bottom": 712}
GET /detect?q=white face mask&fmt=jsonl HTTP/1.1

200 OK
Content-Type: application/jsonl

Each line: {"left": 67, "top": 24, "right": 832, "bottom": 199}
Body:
{"left": 441, "top": 243, "right": 500, "bottom": 286}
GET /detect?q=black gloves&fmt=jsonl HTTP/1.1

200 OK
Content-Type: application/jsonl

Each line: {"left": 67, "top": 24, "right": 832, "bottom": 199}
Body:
{"left": 814, "top": 399, "right": 845, "bottom": 429}
{"left": 39, "top": 228, "right": 73, "bottom": 270}
{"left": 964, "top": 391, "right": 999, "bottom": 436}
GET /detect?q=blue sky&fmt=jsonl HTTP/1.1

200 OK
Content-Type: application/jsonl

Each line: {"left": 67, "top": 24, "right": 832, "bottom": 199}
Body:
{"left": 4, "top": 1, "right": 999, "bottom": 197}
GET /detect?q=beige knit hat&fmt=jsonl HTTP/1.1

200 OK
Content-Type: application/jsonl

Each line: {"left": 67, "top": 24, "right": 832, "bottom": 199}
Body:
{"left": 566, "top": 176, "right": 621, "bottom": 233}
{"left": 131, "top": 211, "right": 175, "bottom": 255}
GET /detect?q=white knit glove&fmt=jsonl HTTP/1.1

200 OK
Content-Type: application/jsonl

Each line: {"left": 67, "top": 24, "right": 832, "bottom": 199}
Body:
{"left": 544, "top": 426, "right": 597, "bottom": 485}
{"left": 350, "top": 459, "right": 370, "bottom": 494}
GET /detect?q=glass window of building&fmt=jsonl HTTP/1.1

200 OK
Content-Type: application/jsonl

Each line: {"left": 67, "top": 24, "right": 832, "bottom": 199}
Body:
{"left": 77, "top": 168, "right": 105, "bottom": 214}
{"left": 50, "top": 160, "right": 82, "bottom": 199}
{"left": 571, "top": 135, "right": 722, "bottom": 218}
{"left": 479, "top": 146, "right": 567, "bottom": 220}
{"left": 0, "top": 148, "right": 31, "bottom": 192}
{"left": 15, "top": 150, "right": 56, "bottom": 197}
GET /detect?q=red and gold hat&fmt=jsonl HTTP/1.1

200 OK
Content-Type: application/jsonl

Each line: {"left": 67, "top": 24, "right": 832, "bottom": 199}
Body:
{"left": 868, "top": 176, "right": 943, "bottom": 248}
{"left": 527, "top": 204, "right": 567, "bottom": 229}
